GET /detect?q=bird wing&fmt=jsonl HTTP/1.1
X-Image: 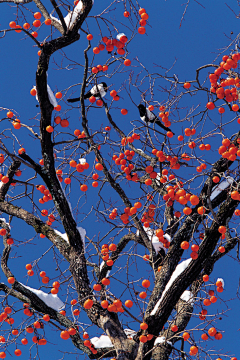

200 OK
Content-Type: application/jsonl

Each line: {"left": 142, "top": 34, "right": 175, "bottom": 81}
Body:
{"left": 146, "top": 108, "right": 156, "bottom": 121}
{"left": 90, "top": 85, "right": 98, "bottom": 95}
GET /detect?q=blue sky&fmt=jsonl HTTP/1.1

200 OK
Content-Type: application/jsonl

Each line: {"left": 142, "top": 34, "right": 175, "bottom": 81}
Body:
{"left": 1, "top": 0, "right": 240, "bottom": 359}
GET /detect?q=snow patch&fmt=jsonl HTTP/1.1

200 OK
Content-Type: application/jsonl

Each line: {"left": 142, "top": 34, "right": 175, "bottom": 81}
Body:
{"left": 151, "top": 258, "right": 192, "bottom": 315}
{"left": 59, "top": 181, "right": 73, "bottom": 216}
{"left": 154, "top": 336, "right": 172, "bottom": 346}
{"left": 79, "top": 158, "right": 86, "bottom": 164}
{"left": 77, "top": 227, "right": 86, "bottom": 248}
{"left": 99, "top": 261, "right": 110, "bottom": 277}
{"left": 54, "top": 227, "right": 86, "bottom": 248}
{"left": 21, "top": 284, "right": 64, "bottom": 311}
{"left": 33, "top": 85, "right": 58, "bottom": 107}
{"left": 47, "top": 85, "right": 58, "bottom": 108}
{"left": 164, "top": 233, "right": 172, "bottom": 243}
{"left": 116, "top": 32, "right": 127, "bottom": 41}
{"left": 54, "top": 229, "right": 69, "bottom": 244}
{"left": 51, "top": 1, "right": 84, "bottom": 29}
{"left": 124, "top": 328, "right": 137, "bottom": 338}
{"left": 180, "top": 290, "right": 194, "bottom": 305}
{"left": 217, "top": 277, "right": 225, "bottom": 288}
{"left": 90, "top": 335, "right": 113, "bottom": 348}
{"left": 90, "top": 329, "right": 136, "bottom": 348}
{"left": 0, "top": 218, "right": 10, "bottom": 229}
{"left": 50, "top": 15, "right": 60, "bottom": 23}
{"left": 136, "top": 227, "right": 166, "bottom": 253}
{"left": 210, "top": 176, "right": 234, "bottom": 201}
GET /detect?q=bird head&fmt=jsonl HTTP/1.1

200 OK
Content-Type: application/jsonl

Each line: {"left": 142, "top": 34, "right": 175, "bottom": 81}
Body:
{"left": 101, "top": 82, "right": 108, "bottom": 91}
{"left": 138, "top": 104, "right": 145, "bottom": 111}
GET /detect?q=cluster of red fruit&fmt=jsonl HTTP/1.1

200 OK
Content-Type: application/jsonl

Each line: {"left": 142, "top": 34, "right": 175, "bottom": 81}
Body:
{"left": 208, "top": 53, "right": 240, "bottom": 112}
{"left": 112, "top": 146, "right": 140, "bottom": 182}
{"left": 181, "top": 242, "right": 199, "bottom": 259}
{"left": 7, "top": 110, "right": 22, "bottom": 132}
{"left": 27, "top": 273, "right": 49, "bottom": 294}
{"left": 9, "top": 12, "right": 52, "bottom": 39}
{"left": 121, "top": 133, "right": 141, "bottom": 146}
{"left": 82, "top": 331, "right": 98, "bottom": 354}
{"left": 151, "top": 148, "right": 180, "bottom": 171}
{"left": 100, "top": 243, "right": 116, "bottom": 263}
{"left": 137, "top": 8, "right": 149, "bottom": 35}
{"left": 218, "top": 137, "right": 240, "bottom": 162}
{"left": 36, "top": 184, "right": 53, "bottom": 204}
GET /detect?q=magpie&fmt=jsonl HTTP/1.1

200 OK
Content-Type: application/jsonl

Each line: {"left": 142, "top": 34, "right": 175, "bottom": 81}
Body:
{"left": 137, "top": 104, "right": 174, "bottom": 134}
{"left": 67, "top": 82, "right": 108, "bottom": 103}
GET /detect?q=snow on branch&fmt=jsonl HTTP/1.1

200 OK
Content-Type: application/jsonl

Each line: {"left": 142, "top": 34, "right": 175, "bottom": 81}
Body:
{"left": 0, "top": 218, "right": 10, "bottom": 229}
{"left": 99, "top": 261, "right": 110, "bottom": 277}
{"left": 210, "top": 176, "right": 234, "bottom": 201}
{"left": 90, "top": 328, "right": 136, "bottom": 349}
{"left": 154, "top": 336, "right": 172, "bottom": 346}
{"left": 33, "top": 85, "right": 58, "bottom": 108}
{"left": 54, "top": 227, "right": 86, "bottom": 248}
{"left": 217, "top": 277, "right": 225, "bottom": 288}
{"left": 54, "top": 230, "right": 69, "bottom": 244}
{"left": 20, "top": 284, "right": 64, "bottom": 311}
{"left": 90, "top": 335, "right": 113, "bottom": 348}
{"left": 77, "top": 227, "right": 86, "bottom": 248}
{"left": 136, "top": 226, "right": 166, "bottom": 253}
{"left": 180, "top": 290, "right": 194, "bottom": 305}
{"left": 50, "top": 1, "right": 88, "bottom": 29}
{"left": 151, "top": 258, "right": 192, "bottom": 315}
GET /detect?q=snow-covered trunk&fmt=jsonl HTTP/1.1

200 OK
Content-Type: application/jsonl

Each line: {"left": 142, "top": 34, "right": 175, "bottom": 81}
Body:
{"left": 96, "top": 315, "right": 137, "bottom": 360}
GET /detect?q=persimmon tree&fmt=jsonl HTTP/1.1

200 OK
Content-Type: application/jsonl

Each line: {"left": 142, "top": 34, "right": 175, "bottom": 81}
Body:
{"left": 0, "top": 0, "right": 239, "bottom": 359}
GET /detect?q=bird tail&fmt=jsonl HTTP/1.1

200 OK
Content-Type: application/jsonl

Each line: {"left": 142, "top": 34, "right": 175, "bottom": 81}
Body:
{"left": 155, "top": 120, "right": 175, "bottom": 135}
{"left": 67, "top": 97, "right": 80, "bottom": 103}
{"left": 84, "top": 92, "right": 91, "bottom": 99}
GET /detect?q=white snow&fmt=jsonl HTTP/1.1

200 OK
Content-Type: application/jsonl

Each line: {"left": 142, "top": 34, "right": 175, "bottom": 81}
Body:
{"left": 50, "top": 15, "right": 60, "bottom": 23}
{"left": 216, "top": 277, "right": 224, "bottom": 288}
{"left": 21, "top": 284, "right": 64, "bottom": 311}
{"left": 99, "top": 261, "right": 110, "bottom": 277}
{"left": 164, "top": 233, "right": 172, "bottom": 243}
{"left": 51, "top": 1, "right": 84, "bottom": 29}
{"left": 116, "top": 33, "right": 128, "bottom": 43}
{"left": 151, "top": 258, "right": 192, "bottom": 315}
{"left": 210, "top": 176, "right": 234, "bottom": 201}
{"left": 47, "top": 85, "right": 58, "bottom": 107}
{"left": 180, "top": 290, "right": 194, "bottom": 305}
{"left": 33, "top": 85, "right": 58, "bottom": 107}
{"left": 0, "top": 218, "right": 10, "bottom": 229}
{"left": 154, "top": 336, "right": 172, "bottom": 346}
{"left": 155, "top": 172, "right": 168, "bottom": 185}
{"left": 124, "top": 329, "right": 137, "bottom": 337}
{"left": 59, "top": 181, "right": 73, "bottom": 216}
{"left": 54, "top": 227, "right": 86, "bottom": 248}
{"left": 136, "top": 227, "right": 166, "bottom": 253}
{"left": 90, "top": 335, "right": 113, "bottom": 348}
{"left": 77, "top": 227, "right": 86, "bottom": 248}
{"left": 54, "top": 229, "right": 69, "bottom": 244}
{"left": 79, "top": 158, "right": 86, "bottom": 164}
{"left": 90, "top": 329, "right": 136, "bottom": 348}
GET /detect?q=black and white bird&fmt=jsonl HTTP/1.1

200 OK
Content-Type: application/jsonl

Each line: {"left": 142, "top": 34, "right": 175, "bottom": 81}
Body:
{"left": 67, "top": 82, "right": 108, "bottom": 103}
{"left": 137, "top": 104, "right": 174, "bottom": 134}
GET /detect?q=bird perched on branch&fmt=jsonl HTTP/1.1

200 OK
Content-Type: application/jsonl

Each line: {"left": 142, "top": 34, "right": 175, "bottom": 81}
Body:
{"left": 137, "top": 104, "right": 174, "bottom": 134}
{"left": 67, "top": 82, "right": 108, "bottom": 103}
